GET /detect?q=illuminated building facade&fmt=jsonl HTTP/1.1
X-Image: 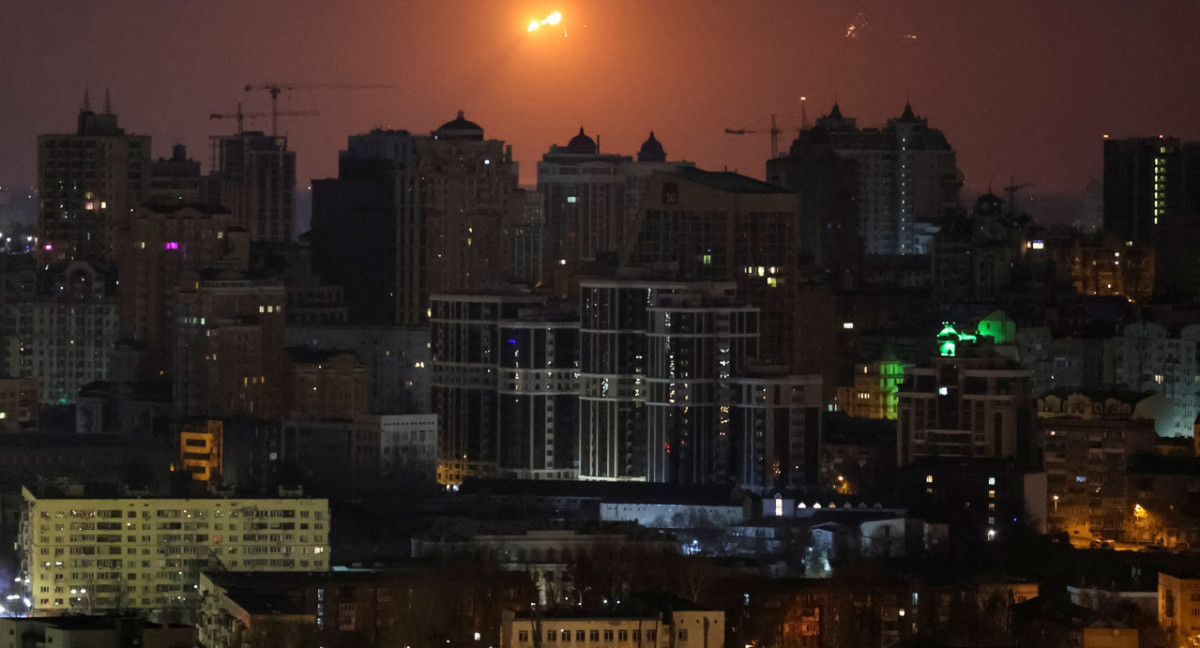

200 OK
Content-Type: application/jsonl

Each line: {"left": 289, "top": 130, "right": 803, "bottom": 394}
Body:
{"left": 578, "top": 279, "right": 734, "bottom": 482}
{"left": 1113, "top": 322, "right": 1200, "bottom": 436}
{"left": 623, "top": 167, "right": 801, "bottom": 369}
{"left": 1038, "top": 391, "right": 1157, "bottom": 541}
{"left": 643, "top": 291, "right": 758, "bottom": 484}
{"left": 1068, "top": 237, "right": 1155, "bottom": 302}
{"left": 731, "top": 370, "right": 823, "bottom": 491}
{"left": 897, "top": 342, "right": 1034, "bottom": 466}
{"left": 1103, "top": 137, "right": 1183, "bottom": 245}
{"left": 20, "top": 488, "right": 330, "bottom": 614}
{"left": 796, "top": 103, "right": 960, "bottom": 256}
{"left": 180, "top": 419, "right": 224, "bottom": 487}
{"left": 578, "top": 278, "right": 820, "bottom": 489}
{"left": 429, "top": 293, "right": 547, "bottom": 484}
{"left": 1159, "top": 572, "right": 1200, "bottom": 648}
{"left": 37, "top": 94, "right": 151, "bottom": 264}
{"left": 497, "top": 311, "right": 581, "bottom": 480}
{"left": 836, "top": 356, "right": 910, "bottom": 420}
{"left": 502, "top": 608, "right": 725, "bottom": 648}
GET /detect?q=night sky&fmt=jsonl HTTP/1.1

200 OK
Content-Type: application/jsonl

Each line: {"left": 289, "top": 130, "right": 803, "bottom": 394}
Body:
{"left": 3, "top": 1, "right": 1199, "bottom": 221}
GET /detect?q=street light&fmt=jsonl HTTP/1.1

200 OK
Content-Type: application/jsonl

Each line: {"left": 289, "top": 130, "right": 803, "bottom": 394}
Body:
{"left": 1134, "top": 503, "right": 1148, "bottom": 545}
{"left": 1052, "top": 495, "right": 1059, "bottom": 513}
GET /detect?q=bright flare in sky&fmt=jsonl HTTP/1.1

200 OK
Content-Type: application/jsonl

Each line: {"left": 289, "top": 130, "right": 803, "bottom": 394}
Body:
{"left": 528, "top": 11, "right": 563, "bottom": 32}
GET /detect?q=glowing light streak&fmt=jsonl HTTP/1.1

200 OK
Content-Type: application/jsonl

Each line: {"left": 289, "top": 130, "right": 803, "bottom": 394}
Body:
{"left": 527, "top": 11, "right": 562, "bottom": 32}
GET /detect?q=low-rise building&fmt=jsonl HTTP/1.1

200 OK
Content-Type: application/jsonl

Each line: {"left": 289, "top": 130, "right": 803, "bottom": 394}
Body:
{"left": 502, "top": 603, "right": 724, "bottom": 648}
{"left": 0, "top": 377, "right": 37, "bottom": 433}
{"left": 1159, "top": 571, "right": 1200, "bottom": 648}
{"left": 0, "top": 616, "right": 195, "bottom": 648}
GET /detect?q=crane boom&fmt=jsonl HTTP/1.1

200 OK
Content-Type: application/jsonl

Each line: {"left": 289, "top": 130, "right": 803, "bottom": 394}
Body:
{"left": 724, "top": 114, "right": 785, "bottom": 158}
{"left": 244, "top": 83, "right": 393, "bottom": 136}
{"left": 210, "top": 103, "right": 319, "bottom": 135}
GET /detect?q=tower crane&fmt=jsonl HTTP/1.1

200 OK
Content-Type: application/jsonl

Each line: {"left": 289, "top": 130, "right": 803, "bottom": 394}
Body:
{"left": 243, "top": 83, "right": 393, "bottom": 136}
{"left": 209, "top": 102, "right": 318, "bottom": 135}
{"left": 1003, "top": 176, "right": 1034, "bottom": 220}
{"left": 725, "top": 114, "right": 798, "bottom": 159}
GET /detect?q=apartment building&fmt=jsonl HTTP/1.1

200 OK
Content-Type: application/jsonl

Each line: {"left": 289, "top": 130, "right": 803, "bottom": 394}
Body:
{"left": 20, "top": 487, "right": 329, "bottom": 614}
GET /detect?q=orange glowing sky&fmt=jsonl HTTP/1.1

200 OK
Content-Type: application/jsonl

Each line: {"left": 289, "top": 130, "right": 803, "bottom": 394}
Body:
{"left": 3, "top": 1, "right": 1200, "bottom": 220}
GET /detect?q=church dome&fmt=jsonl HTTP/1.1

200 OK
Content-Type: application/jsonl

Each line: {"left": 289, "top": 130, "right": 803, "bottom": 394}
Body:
{"left": 637, "top": 132, "right": 666, "bottom": 162}
{"left": 435, "top": 111, "right": 484, "bottom": 140}
{"left": 566, "top": 127, "right": 597, "bottom": 154}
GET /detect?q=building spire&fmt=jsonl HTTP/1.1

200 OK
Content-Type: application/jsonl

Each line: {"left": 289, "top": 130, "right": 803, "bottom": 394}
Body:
{"left": 82, "top": 88, "right": 91, "bottom": 112}
{"left": 103, "top": 87, "right": 112, "bottom": 114}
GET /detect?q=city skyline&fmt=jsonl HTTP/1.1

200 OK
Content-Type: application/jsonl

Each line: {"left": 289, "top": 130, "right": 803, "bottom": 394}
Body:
{"left": 3, "top": 0, "right": 1200, "bottom": 222}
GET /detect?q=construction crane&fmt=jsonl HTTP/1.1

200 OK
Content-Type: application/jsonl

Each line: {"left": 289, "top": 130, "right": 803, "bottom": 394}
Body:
{"left": 209, "top": 102, "right": 318, "bottom": 135}
{"left": 725, "top": 114, "right": 795, "bottom": 159}
{"left": 1003, "top": 176, "right": 1034, "bottom": 220}
{"left": 243, "top": 83, "right": 393, "bottom": 136}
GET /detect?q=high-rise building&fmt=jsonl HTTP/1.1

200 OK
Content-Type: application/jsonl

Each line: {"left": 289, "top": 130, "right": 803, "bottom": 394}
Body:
{"left": 896, "top": 339, "right": 1034, "bottom": 466}
{"left": 578, "top": 277, "right": 820, "bottom": 488}
{"left": 37, "top": 91, "right": 151, "bottom": 264}
{"left": 731, "top": 369, "right": 823, "bottom": 491}
{"left": 497, "top": 309, "right": 581, "bottom": 480}
{"left": 1103, "top": 137, "right": 1183, "bottom": 244}
{"left": 206, "top": 131, "right": 296, "bottom": 242}
{"left": 173, "top": 278, "right": 288, "bottom": 418}
{"left": 642, "top": 289, "right": 759, "bottom": 484}
{"left": 538, "top": 130, "right": 693, "bottom": 288}
{"left": 399, "top": 114, "right": 523, "bottom": 326}
{"left": 1103, "top": 137, "right": 1200, "bottom": 296}
{"left": 312, "top": 115, "right": 523, "bottom": 327}
{"left": 20, "top": 487, "right": 329, "bottom": 614}
{"left": 766, "top": 124, "right": 862, "bottom": 285}
{"left": 311, "top": 129, "right": 411, "bottom": 324}
{"left": 118, "top": 204, "right": 241, "bottom": 375}
{"left": 788, "top": 103, "right": 960, "bottom": 256}
{"left": 148, "top": 144, "right": 203, "bottom": 204}
{"left": 539, "top": 128, "right": 631, "bottom": 275}
{"left": 429, "top": 292, "right": 547, "bottom": 484}
{"left": 622, "top": 167, "right": 801, "bottom": 368}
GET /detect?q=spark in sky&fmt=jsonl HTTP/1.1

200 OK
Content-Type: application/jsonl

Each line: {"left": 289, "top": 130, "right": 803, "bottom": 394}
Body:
{"left": 845, "top": 12, "right": 868, "bottom": 39}
{"left": 527, "top": 12, "right": 563, "bottom": 32}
